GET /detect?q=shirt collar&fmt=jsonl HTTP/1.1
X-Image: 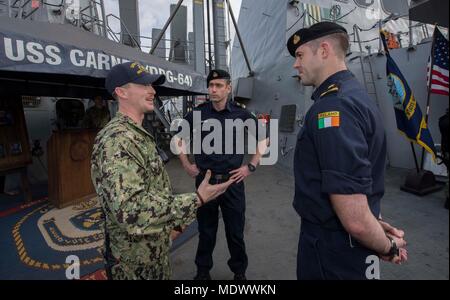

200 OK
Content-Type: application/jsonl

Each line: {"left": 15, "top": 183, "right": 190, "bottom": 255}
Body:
{"left": 209, "top": 100, "right": 233, "bottom": 112}
{"left": 116, "top": 112, "right": 153, "bottom": 138}
{"left": 311, "top": 70, "right": 353, "bottom": 101}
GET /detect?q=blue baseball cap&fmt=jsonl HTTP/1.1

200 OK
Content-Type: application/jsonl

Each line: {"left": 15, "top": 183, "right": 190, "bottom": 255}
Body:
{"left": 105, "top": 61, "right": 166, "bottom": 95}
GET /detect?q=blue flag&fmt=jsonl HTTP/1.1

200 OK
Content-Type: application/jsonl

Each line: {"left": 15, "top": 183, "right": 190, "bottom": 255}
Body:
{"left": 380, "top": 30, "right": 437, "bottom": 161}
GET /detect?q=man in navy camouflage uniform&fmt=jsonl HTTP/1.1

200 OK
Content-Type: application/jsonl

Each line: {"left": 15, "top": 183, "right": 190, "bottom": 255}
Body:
{"left": 91, "top": 62, "right": 233, "bottom": 280}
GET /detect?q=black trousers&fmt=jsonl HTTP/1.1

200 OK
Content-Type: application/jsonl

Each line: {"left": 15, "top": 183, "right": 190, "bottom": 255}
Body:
{"left": 297, "top": 220, "right": 378, "bottom": 280}
{"left": 195, "top": 174, "right": 248, "bottom": 275}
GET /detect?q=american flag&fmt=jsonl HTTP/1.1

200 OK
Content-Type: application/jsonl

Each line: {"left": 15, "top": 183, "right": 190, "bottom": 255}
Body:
{"left": 427, "top": 27, "right": 449, "bottom": 96}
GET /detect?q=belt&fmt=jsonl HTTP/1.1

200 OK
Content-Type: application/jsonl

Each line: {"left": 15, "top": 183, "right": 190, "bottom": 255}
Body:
{"left": 199, "top": 170, "right": 231, "bottom": 181}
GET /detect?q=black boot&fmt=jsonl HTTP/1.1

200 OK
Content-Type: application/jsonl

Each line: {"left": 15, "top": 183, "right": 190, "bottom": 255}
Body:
{"left": 233, "top": 273, "right": 247, "bottom": 280}
{"left": 194, "top": 271, "right": 211, "bottom": 280}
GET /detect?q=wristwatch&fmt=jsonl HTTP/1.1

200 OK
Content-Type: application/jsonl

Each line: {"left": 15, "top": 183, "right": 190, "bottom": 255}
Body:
{"left": 247, "top": 163, "right": 256, "bottom": 173}
{"left": 384, "top": 235, "right": 400, "bottom": 258}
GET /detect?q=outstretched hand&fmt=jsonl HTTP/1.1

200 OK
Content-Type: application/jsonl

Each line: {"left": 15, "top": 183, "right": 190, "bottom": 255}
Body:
{"left": 197, "top": 170, "right": 235, "bottom": 204}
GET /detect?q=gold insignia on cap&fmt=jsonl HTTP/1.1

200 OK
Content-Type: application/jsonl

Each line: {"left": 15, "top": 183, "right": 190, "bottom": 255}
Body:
{"left": 213, "top": 72, "right": 219, "bottom": 78}
{"left": 131, "top": 62, "right": 148, "bottom": 75}
{"left": 293, "top": 34, "right": 301, "bottom": 45}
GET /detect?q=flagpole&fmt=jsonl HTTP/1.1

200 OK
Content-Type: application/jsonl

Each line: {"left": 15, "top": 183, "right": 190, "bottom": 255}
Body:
{"left": 420, "top": 25, "right": 438, "bottom": 170}
{"left": 411, "top": 143, "right": 420, "bottom": 173}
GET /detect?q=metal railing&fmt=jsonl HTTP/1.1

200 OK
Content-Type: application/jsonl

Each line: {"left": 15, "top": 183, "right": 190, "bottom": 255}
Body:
{"left": 160, "top": 97, "right": 184, "bottom": 123}
{"left": 4, "top": 0, "right": 107, "bottom": 35}
{"left": 348, "top": 14, "right": 433, "bottom": 53}
{"left": 105, "top": 13, "right": 141, "bottom": 50}
{"left": 103, "top": 25, "right": 221, "bottom": 70}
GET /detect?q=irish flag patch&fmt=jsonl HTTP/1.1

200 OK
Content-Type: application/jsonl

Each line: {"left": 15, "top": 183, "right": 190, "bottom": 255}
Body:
{"left": 318, "top": 111, "right": 340, "bottom": 129}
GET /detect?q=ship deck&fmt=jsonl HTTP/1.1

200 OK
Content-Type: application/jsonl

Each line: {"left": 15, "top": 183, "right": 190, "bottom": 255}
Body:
{"left": 0, "top": 159, "right": 447, "bottom": 280}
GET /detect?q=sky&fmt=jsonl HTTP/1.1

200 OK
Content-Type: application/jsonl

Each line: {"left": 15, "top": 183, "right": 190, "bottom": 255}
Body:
{"left": 103, "top": 0, "right": 242, "bottom": 51}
